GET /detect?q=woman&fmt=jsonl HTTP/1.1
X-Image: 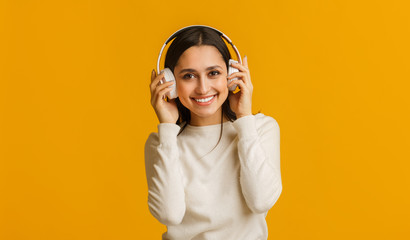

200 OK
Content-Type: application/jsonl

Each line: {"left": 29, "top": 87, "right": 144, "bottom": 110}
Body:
{"left": 145, "top": 26, "right": 282, "bottom": 240}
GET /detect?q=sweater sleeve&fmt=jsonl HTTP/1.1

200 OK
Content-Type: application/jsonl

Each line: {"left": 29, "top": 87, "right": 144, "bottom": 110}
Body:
{"left": 144, "top": 123, "right": 186, "bottom": 225}
{"left": 232, "top": 114, "right": 282, "bottom": 214}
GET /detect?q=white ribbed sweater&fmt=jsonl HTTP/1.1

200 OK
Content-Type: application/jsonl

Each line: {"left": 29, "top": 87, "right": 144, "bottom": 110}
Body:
{"left": 144, "top": 113, "right": 282, "bottom": 240}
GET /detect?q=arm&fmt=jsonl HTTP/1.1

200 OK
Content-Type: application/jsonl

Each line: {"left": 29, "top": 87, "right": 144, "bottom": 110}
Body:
{"left": 144, "top": 123, "right": 186, "bottom": 225}
{"left": 233, "top": 114, "right": 282, "bottom": 214}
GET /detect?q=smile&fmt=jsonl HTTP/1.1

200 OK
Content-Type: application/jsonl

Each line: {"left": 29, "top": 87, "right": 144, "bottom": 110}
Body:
{"left": 194, "top": 95, "right": 215, "bottom": 103}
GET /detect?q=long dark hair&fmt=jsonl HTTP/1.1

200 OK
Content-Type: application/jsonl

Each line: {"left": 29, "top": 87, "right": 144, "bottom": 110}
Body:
{"left": 164, "top": 26, "right": 237, "bottom": 134}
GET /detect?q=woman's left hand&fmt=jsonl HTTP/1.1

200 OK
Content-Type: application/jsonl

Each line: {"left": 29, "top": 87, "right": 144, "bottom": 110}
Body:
{"left": 227, "top": 55, "right": 253, "bottom": 119}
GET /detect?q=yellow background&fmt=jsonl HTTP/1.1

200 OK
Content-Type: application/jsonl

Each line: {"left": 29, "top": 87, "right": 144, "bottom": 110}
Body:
{"left": 1, "top": 0, "right": 409, "bottom": 239}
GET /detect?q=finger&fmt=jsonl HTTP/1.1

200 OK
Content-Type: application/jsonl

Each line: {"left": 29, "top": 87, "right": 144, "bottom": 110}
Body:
{"left": 228, "top": 79, "right": 247, "bottom": 92}
{"left": 155, "top": 85, "right": 173, "bottom": 103}
{"left": 153, "top": 81, "right": 174, "bottom": 96}
{"left": 243, "top": 55, "right": 248, "bottom": 68}
{"left": 150, "top": 71, "right": 162, "bottom": 88}
{"left": 150, "top": 72, "right": 166, "bottom": 92}
{"left": 151, "top": 69, "right": 156, "bottom": 82}
{"left": 227, "top": 72, "right": 247, "bottom": 79}
{"left": 231, "top": 61, "right": 249, "bottom": 73}
{"left": 227, "top": 72, "right": 248, "bottom": 84}
{"left": 151, "top": 83, "right": 172, "bottom": 105}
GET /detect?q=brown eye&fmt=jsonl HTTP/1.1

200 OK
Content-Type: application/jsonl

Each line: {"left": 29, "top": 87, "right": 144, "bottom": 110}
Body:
{"left": 183, "top": 73, "right": 195, "bottom": 79}
{"left": 209, "top": 71, "right": 220, "bottom": 77}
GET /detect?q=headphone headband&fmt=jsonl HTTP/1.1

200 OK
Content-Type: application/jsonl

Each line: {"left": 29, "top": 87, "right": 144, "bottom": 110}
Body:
{"left": 156, "top": 25, "right": 242, "bottom": 73}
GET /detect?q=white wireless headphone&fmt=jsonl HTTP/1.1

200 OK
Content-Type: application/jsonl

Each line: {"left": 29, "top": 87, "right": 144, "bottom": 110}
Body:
{"left": 156, "top": 25, "right": 242, "bottom": 99}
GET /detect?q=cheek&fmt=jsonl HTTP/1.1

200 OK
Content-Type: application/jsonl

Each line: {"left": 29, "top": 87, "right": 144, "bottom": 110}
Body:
{"left": 176, "top": 81, "right": 194, "bottom": 102}
{"left": 216, "top": 78, "right": 229, "bottom": 94}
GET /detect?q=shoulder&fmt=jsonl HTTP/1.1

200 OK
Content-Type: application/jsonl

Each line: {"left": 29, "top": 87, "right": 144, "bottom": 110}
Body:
{"left": 145, "top": 123, "right": 181, "bottom": 148}
{"left": 146, "top": 132, "right": 159, "bottom": 143}
{"left": 232, "top": 113, "right": 279, "bottom": 139}
{"left": 145, "top": 132, "right": 159, "bottom": 152}
{"left": 254, "top": 113, "right": 280, "bottom": 133}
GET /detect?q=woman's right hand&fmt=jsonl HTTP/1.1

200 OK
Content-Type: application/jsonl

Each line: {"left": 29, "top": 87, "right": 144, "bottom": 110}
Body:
{"left": 150, "top": 69, "right": 179, "bottom": 123}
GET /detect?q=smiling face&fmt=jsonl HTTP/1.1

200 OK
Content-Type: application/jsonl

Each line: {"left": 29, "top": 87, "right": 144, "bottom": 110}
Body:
{"left": 174, "top": 45, "right": 229, "bottom": 126}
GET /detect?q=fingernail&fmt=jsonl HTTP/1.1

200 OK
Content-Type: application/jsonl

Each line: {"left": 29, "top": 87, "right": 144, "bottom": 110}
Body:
{"left": 152, "top": 69, "right": 155, "bottom": 76}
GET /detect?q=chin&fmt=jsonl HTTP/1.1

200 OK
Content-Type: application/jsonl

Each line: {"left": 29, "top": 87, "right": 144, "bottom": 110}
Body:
{"left": 194, "top": 110, "right": 219, "bottom": 119}
{"left": 190, "top": 103, "right": 227, "bottom": 122}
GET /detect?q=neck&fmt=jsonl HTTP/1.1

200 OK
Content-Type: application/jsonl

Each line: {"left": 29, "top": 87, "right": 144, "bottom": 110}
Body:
{"left": 189, "top": 109, "right": 229, "bottom": 126}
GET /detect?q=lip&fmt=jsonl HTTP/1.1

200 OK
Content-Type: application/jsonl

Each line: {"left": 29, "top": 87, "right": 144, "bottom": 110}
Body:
{"left": 191, "top": 94, "right": 217, "bottom": 106}
{"left": 192, "top": 94, "right": 216, "bottom": 99}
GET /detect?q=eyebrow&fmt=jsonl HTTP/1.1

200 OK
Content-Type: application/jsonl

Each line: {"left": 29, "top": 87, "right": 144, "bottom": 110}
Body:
{"left": 178, "top": 65, "right": 223, "bottom": 74}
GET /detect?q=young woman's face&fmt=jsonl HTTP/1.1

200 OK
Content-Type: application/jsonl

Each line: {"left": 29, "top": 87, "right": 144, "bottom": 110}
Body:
{"left": 174, "top": 45, "right": 229, "bottom": 126}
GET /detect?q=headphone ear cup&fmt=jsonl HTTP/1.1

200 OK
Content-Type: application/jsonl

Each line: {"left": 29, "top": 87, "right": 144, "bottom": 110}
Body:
{"left": 160, "top": 68, "right": 178, "bottom": 99}
{"left": 228, "top": 59, "right": 239, "bottom": 91}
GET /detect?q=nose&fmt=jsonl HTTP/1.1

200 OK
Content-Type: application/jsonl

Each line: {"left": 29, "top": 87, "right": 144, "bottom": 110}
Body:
{"left": 195, "top": 75, "right": 210, "bottom": 95}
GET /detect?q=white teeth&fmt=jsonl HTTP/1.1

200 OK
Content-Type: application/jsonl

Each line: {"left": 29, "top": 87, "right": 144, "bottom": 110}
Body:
{"left": 194, "top": 96, "right": 214, "bottom": 103}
